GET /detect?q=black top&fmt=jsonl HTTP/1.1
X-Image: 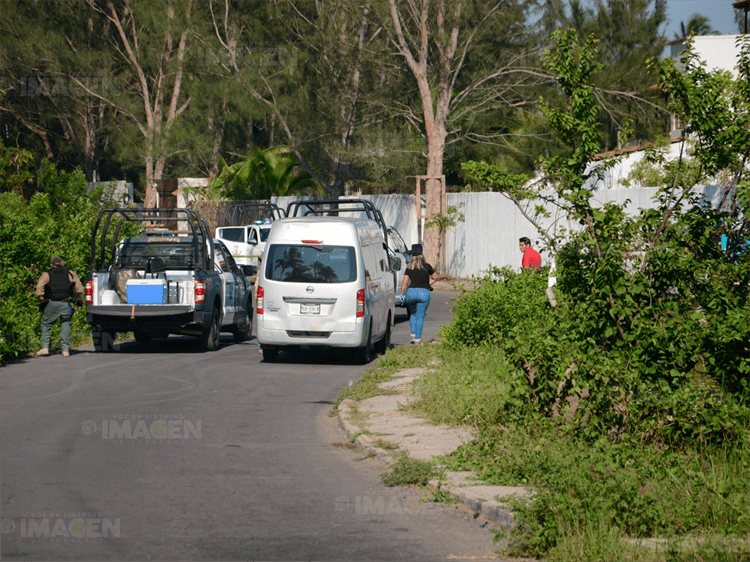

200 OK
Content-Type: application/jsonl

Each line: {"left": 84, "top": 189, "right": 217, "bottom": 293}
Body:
{"left": 405, "top": 264, "right": 434, "bottom": 289}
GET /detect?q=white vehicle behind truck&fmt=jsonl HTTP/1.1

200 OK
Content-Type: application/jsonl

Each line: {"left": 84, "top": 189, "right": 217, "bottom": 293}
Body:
{"left": 214, "top": 202, "right": 284, "bottom": 275}
{"left": 256, "top": 199, "right": 398, "bottom": 364}
{"left": 214, "top": 220, "right": 273, "bottom": 274}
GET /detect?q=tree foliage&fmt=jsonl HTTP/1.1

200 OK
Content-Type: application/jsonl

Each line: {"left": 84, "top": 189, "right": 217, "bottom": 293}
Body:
{"left": 443, "top": 31, "right": 750, "bottom": 453}
{"left": 0, "top": 145, "right": 123, "bottom": 363}
{"left": 209, "top": 146, "right": 320, "bottom": 200}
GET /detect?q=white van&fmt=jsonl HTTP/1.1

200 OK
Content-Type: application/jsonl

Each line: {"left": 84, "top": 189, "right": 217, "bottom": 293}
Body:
{"left": 255, "top": 215, "right": 396, "bottom": 363}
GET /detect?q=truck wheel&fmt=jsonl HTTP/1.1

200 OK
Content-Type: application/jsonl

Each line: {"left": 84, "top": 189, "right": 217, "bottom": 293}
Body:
{"left": 232, "top": 303, "right": 253, "bottom": 343}
{"left": 375, "top": 314, "right": 392, "bottom": 355}
{"left": 262, "top": 346, "right": 278, "bottom": 362}
{"left": 93, "top": 329, "right": 116, "bottom": 352}
{"left": 353, "top": 322, "right": 373, "bottom": 365}
{"left": 199, "top": 306, "right": 220, "bottom": 352}
{"left": 134, "top": 331, "right": 151, "bottom": 343}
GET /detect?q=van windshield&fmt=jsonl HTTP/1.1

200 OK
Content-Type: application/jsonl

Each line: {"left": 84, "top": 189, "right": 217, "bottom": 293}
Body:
{"left": 265, "top": 244, "right": 357, "bottom": 283}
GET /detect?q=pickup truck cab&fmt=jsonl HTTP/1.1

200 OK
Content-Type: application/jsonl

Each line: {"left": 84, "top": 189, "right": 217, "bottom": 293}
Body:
{"left": 85, "top": 208, "right": 252, "bottom": 352}
{"left": 214, "top": 219, "right": 273, "bottom": 275}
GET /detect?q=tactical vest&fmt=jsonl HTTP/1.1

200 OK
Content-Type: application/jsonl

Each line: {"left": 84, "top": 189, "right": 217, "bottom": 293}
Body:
{"left": 45, "top": 267, "right": 74, "bottom": 301}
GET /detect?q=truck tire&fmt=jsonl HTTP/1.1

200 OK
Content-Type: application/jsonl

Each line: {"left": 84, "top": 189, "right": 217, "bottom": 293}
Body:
{"left": 93, "top": 329, "right": 116, "bottom": 352}
{"left": 198, "top": 306, "right": 220, "bottom": 352}
{"left": 134, "top": 331, "right": 151, "bottom": 343}
{"left": 262, "top": 345, "right": 278, "bottom": 362}
{"left": 232, "top": 302, "right": 253, "bottom": 343}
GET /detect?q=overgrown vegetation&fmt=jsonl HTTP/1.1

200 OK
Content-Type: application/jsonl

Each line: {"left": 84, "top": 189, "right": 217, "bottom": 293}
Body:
{"left": 413, "top": 32, "right": 750, "bottom": 560}
{"left": 0, "top": 147, "right": 121, "bottom": 363}
{"left": 329, "top": 342, "right": 435, "bottom": 414}
{"left": 380, "top": 454, "right": 437, "bottom": 487}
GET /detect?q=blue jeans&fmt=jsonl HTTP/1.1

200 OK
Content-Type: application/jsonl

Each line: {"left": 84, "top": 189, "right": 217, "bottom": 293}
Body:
{"left": 41, "top": 301, "right": 74, "bottom": 350}
{"left": 405, "top": 288, "right": 431, "bottom": 339}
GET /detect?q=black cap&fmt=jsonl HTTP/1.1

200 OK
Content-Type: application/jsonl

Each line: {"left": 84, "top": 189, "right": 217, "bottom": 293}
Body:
{"left": 411, "top": 244, "right": 423, "bottom": 256}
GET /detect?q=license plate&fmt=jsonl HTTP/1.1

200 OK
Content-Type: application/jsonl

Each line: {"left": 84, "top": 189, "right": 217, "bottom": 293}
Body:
{"left": 300, "top": 303, "right": 320, "bottom": 314}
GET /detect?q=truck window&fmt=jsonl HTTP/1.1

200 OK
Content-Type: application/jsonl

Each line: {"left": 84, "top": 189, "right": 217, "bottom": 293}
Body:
{"left": 265, "top": 244, "right": 357, "bottom": 283}
{"left": 117, "top": 240, "right": 205, "bottom": 270}
{"left": 217, "top": 227, "right": 245, "bottom": 243}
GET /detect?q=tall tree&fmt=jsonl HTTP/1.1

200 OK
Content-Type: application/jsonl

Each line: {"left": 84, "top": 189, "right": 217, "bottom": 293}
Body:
{"left": 380, "top": 0, "right": 543, "bottom": 269}
{"left": 82, "top": 0, "right": 194, "bottom": 207}
{"left": 0, "top": 1, "right": 112, "bottom": 181}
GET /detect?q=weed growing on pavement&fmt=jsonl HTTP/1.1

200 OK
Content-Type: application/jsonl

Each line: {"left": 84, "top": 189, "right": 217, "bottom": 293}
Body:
{"left": 380, "top": 454, "right": 437, "bottom": 487}
{"left": 375, "top": 439, "right": 399, "bottom": 450}
{"left": 330, "top": 343, "right": 436, "bottom": 415}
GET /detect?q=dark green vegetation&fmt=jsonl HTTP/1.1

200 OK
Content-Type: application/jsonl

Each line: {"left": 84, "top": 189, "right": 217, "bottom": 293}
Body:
{"left": 0, "top": 147, "right": 127, "bottom": 362}
{"left": 416, "top": 32, "right": 750, "bottom": 561}
{"left": 0, "top": 0, "right": 676, "bottom": 199}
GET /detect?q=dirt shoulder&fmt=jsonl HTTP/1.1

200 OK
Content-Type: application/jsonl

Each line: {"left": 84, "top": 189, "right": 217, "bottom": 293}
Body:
{"left": 431, "top": 276, "right": 475, "bottom": 292}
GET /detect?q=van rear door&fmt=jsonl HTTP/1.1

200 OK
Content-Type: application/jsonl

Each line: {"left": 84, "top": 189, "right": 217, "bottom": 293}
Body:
{"left": 261, "top": 242, "right": 360, "bottom": 333}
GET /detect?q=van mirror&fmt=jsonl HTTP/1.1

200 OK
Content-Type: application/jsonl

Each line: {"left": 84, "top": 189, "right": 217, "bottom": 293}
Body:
{"left": 391, "top": 257, "right": 401, "bottom": 271}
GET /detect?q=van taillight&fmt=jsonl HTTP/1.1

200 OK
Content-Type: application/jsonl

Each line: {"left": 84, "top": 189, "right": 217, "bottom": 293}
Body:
{"left": 195, "top": 280, "right": 206, "bottom": 304}
{"left": 85, "top": 280, "right": 93, "bottom": 304}
{"left": 356, "top": 289, "right": 365, "bottom": 317}
{"left": 256, "top": 286, "right": 264, "bottom": 315}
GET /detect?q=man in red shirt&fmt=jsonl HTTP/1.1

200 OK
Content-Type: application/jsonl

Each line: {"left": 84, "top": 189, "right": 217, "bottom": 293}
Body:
{"left": 519, "top": 237, "right": 542, "bottom": 270}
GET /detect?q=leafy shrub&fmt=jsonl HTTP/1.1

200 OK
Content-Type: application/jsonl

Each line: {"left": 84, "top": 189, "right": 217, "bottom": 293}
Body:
{"left": 0, "top": 160, "right": 114, "bottom": 363}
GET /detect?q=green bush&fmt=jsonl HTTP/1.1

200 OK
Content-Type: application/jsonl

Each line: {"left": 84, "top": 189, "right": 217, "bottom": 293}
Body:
{"left": 0, "top": 160, "right": 114, "bottom": 364}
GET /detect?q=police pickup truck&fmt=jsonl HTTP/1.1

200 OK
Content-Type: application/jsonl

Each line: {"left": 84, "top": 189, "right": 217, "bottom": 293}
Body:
{"left": 85, "top": 208, "right": 252, "bottom": 352}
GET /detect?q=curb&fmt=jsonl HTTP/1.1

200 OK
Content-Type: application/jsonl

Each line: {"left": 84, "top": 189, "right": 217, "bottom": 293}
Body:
{"left": 336, "top": 395, "right": 526, "bottom": 528}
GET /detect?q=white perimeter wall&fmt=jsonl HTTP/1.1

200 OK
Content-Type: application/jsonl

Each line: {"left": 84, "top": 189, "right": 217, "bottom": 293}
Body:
{"left": 265, "top": 186, "right": 723, "bottom": 279}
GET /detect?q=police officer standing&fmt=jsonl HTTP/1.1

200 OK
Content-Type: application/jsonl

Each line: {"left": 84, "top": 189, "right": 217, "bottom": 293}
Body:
{"left": 35, "top": 256, "right": 84, "bottom": 357}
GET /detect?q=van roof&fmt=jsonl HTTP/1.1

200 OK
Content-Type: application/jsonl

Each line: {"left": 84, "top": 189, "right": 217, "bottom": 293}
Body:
{"left": 269, "top": 216, "right": 384, "bottom": 245}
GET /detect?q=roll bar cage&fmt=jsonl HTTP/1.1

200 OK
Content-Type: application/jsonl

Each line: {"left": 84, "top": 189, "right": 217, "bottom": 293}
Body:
{"left": 90, "top": 208, "right": 214, "bottom": 272}
{"left": 220, "top": 201, "right": 285, "bottom": 227}
{"left": 284, "top": 199, "right": 389, "bottom": 243}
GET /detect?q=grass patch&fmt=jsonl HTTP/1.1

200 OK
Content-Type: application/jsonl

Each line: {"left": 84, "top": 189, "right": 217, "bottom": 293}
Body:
{"left": 329, "top": 343, "right": 437, "bottom": 415}
{"left": 380, "top": 454, "right": 437, "bottom": 487}
{"left": 394, "top": 341, "right": 750, "bottom": 560}
{"left": 447, "top": 425, "right": 750, "bottom": 561}
{"left": 410, "top": 345, "right": 520, "bottom": 429}
{"left": 375, "top": 439, "right": 399, "bottom": 450}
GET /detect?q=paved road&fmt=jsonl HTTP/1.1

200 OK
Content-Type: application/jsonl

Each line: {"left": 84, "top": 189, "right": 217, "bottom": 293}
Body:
{"left": 1, "top": 291, "right": 501, "bottom": 561}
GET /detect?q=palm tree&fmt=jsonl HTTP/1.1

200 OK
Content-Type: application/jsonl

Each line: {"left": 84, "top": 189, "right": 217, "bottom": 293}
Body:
{"left": 674, "top": 13, "right": 717, "bottom": 41}
{"left": 210, "top": 146, "right": 321, "bottom": 200}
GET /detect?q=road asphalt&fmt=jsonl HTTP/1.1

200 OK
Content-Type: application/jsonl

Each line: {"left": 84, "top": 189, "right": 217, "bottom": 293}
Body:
{"left": 336, "top": 363, "right": 532, "bottom": 529}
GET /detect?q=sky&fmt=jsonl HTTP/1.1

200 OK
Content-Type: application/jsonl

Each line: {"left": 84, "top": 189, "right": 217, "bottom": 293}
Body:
{"left": 663, "top": 0, "right": 741, "bottom": 38}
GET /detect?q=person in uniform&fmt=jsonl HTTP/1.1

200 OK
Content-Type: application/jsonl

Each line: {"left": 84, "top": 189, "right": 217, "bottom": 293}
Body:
{"left": 35, "top": 255, "right": 84, "bottom": 357}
